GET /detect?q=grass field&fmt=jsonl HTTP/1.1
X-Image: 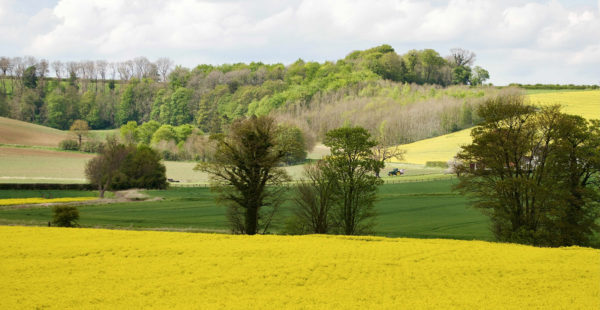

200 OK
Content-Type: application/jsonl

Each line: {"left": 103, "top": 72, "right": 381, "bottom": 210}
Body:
{"left": 0, "top": 179, "right": 493, "bottom": 240}
{"left": 1, "top": 226, "right": 598, "bottom": 309}
{"left": 393, "top": 90, "right": 600, "bottom": 164}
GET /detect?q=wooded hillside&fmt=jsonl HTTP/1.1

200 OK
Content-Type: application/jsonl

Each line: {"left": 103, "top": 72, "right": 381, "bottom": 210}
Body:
{"left": 0, "top": 45, "right": 490, "bottom": 144}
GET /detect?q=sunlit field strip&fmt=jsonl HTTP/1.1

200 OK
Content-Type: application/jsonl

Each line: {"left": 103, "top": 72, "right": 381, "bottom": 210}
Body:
{"left": 0, "top": 197, "right": 96, "bottom": 206}
{"left": 394, "top": 90, "right": 600, "bottom": 164}
{"left": 0, "top": 226, "right": 598, "bottom": 309}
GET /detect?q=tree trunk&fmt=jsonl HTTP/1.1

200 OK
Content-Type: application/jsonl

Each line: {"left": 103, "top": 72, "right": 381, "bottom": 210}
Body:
{"left": 245, "top": 206, "right": 258, "bottom": 235}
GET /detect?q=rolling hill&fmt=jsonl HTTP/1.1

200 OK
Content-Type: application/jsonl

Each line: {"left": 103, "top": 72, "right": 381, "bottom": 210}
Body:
{"left": 0, "top": 116, "right": 68, "bottom": 147}
{"left": 394, "top": 90, "right": 600, "bottom": 164}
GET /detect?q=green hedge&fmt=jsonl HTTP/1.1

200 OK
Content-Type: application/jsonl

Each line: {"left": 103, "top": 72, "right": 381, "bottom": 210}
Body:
{"left": 0, "top": 183, "right": 96, "bottom": 190}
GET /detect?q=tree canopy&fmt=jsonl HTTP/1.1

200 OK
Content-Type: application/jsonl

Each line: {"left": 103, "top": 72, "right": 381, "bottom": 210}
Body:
{"left": 454, "top": 94, "right": 600, "bottom": 246}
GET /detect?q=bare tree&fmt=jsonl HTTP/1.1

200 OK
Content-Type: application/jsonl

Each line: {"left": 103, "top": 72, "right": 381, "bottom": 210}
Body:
{"left": 23, "top": 56, "right": 37, "bottom": 68}
{"left": 155, "top": 57, "right": 174, "bottom": 82}
{"left": 12, "top": 57, "right": 25, "bottom": 91}
{"left": 36, "top": 59, "right": 49, "bottom": 89}
{"left": 67, "top": 61, "right": 79, "bottom": 79}
{"left": 96, "top": 60, "right": 107, "bottom": 90}
{"left": 133, "top": 56, "right": 154, "bottom": 79}
{"left": 108, "top": 62, "right": 117, "bottom": 80}
{"left": 0, "top": 57, "right": 11, "bottom": 93}
{"left": 449, "top": 48, "right": 476, "bottom": 67}
{"left": 118, "top": 61, "right": 133, "bottom": 81}
{"left": 51, "top": 60, "right": 64, "bottom": 81}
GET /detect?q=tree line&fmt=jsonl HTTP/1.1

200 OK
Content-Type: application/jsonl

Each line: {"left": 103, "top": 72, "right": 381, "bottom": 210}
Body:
{"left": 0, "top": 45, "right": 490, "bottom": 138}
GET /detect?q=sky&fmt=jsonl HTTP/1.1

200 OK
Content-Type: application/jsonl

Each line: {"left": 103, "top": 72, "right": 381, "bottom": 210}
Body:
{"left": 0, "top": 0, "right": 599, "bottom": 85}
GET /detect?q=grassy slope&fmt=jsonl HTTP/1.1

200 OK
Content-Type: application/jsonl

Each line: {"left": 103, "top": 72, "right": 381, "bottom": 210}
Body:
{"left": 0, "top": 179, "right": 492, "bottom": 240}
{"left": 393, "top": 90, "right": 600, "bottom": 164}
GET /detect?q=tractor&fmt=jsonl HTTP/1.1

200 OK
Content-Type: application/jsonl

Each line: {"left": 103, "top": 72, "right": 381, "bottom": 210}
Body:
{"left": 388, "top": 168, "right": 404, "bottom": 176}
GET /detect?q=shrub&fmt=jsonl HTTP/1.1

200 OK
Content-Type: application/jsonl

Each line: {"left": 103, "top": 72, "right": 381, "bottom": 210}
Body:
{"left": 52, "top": 205, "right": 79, "bottom": 227}
{"left": 81, "top": 140, "right": 105, "bottom": 153}
{"left": 59, "top": 139, "right": 80, "bottom": 151}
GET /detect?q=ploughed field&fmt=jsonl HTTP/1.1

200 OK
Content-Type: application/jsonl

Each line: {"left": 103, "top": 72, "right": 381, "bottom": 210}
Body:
{"left": 0, "top": 226, "right": 598, "bottom": 309}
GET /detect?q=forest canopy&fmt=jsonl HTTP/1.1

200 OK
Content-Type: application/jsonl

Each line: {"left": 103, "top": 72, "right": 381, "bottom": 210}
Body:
{"left": 0, "top": 46, "right": 490, "bottom": 136}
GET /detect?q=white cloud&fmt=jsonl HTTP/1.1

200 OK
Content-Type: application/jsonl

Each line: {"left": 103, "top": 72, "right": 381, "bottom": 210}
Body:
{"left": 0, "top": 0, "right": 598, "bottom": 84}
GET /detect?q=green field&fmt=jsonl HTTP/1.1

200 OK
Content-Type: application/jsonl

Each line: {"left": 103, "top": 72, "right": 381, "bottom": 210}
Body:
{"left": 0, "top": 179, "right": 493, "bottom": 240}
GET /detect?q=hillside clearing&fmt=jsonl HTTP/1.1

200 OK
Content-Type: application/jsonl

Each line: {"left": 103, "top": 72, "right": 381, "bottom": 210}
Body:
{"left": 0, "top": 226, "right": 597, "bottom": 309}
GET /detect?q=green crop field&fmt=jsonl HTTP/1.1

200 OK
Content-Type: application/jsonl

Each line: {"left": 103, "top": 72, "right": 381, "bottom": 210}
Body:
{"left": 0, "top": 179, "right": 494, "bottom": 240}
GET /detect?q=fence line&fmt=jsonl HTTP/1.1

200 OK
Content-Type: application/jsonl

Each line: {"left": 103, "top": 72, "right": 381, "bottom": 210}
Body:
{"left": 170, "top": 175, "right": 456, "bottom": 188}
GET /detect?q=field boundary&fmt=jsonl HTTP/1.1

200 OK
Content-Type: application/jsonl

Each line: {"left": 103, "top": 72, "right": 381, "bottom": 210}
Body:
{"left": 169, "top": 175, "right": 456, "bottom": 188}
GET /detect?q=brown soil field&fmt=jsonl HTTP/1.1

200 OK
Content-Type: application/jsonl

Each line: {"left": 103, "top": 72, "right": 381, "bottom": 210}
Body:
{"left": 0, "top": 117, "right": 68, "bottom": 147}
{"left": 0, "top": 147, "right": 93, "bottom": 158}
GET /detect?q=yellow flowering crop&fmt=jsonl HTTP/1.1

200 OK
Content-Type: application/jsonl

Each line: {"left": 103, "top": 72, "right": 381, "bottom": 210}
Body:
{"left": 0, "top": 226, "right": 598, "bottom": 309}
{"left": 529, "top": 90, "right": 600, "bottom": 120}
{"left": 394, "top": 90, "right": 600, "bottom": 164}
{"left": 0, "top": 197, "right": 96, "bottom": 206}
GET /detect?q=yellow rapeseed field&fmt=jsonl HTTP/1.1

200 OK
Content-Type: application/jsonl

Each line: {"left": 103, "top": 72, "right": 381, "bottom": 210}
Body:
{"left": 394, "top": 90, "right": 600, "bottom": 164}
{"left": 0, "top": 197, "right": 96, "bottom": 206}
{"left": 0, "top": 226, "right": 598, "bottom": 309}
{"left": 529, "top": 90, "right": 600, "bottom": 120}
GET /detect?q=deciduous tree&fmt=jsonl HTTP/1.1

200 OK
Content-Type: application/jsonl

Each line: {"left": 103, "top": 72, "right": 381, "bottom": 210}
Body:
{"left": 454, "top": 94, "right": 600, "bottom": 246}
{"left": 323, "top": 126, "right": 383, "bottom": 235}
{"left": 70, "top": 119, "right": 90, "bottom": 147}
{"left": 197, "top": 116, "right": 290, "bottom": 235}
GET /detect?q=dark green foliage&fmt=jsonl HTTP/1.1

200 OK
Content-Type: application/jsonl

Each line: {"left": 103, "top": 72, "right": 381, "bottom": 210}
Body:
{"left": 197, "top": 115, "right": 290, "bottom": 235}
{"left": 80, "top": 140, "right": 105, "bottom": 153}
{"left": 452, "top": 66, "right": 471, "bottom": 85}
{"left": 86, "top": 138, "right": 167, "bottom": 196}
{"left": 59, "top": 139, "right": 80, "bottom": 151}
{"left": 0, "top": 93, "right": 8, "bottom": 116}
{"left": 275, "top": 124, "right": 307, "bottom": 165}
{"left": 116, "top": 82, "right": 135, "bottom": 125}
{"left": 85, "top": 137, "right": 130, "bottom": 198}
{"left": 454, "top": 94, "right": 600, "bottom": 247}
{"left": 322, "top": 126, "right": 383, "bottom": 235}
{"left": 46, "top": 90, "right": 72, "bottom": 129}
{"left": 23, "top": 66, "right": 38, "bottom": 89}
{"left": 112, "top": 145, "right": 167, "bottom": 190}
{"left": 52, "top": 205, "right": 79, "bottom": 227}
